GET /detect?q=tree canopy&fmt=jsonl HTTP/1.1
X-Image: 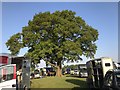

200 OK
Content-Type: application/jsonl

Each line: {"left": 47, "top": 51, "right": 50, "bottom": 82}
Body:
{"left": 6, "top": 10, "right": 99, "bottom": 76}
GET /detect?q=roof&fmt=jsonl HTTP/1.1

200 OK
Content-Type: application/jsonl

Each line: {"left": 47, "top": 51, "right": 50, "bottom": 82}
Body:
{"left": 86, "top": 57, "right": 112, "bottom": 63}
{"left": 0, "top": 53, "right": 11, "bottom": 57}
{"left": 0, "top": 53, "right": 18, "bottom": 58}
{"left": 0, "top": 53, "right": 29, "bottom": 60}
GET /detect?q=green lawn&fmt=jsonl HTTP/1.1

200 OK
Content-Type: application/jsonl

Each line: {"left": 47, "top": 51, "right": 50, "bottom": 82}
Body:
{"left": 31, "top": 75, "right": 87, "bottom": 89}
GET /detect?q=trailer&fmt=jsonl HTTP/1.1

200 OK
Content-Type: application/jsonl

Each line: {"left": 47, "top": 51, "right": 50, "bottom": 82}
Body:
{"left": 86, "top": 57, "right": 114, "bottom": 89}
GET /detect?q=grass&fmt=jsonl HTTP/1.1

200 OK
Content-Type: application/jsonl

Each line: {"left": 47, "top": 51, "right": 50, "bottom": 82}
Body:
{"left": 31, "top": 75, "right": 87, "bottom": 89}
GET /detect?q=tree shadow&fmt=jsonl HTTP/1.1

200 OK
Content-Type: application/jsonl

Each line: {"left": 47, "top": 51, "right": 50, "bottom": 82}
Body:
{"left": 71, "top": 87, "right": 89, "bottom": 90}
{"left": 66, "top": 79, "right": 87, "bottom": 88}
{"left": 66, "top": 75, "right": 80, "bottom": 78}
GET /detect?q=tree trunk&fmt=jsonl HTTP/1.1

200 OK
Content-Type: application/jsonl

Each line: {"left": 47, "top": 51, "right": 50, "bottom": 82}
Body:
{"left": 46, "top": 59, "right": 63, "bottom": 77}
{"left": 56, "top": 59, "right": 62, "bottom": 77}
{"left": 56, "top": 66, "right": 62, "bottom": 77}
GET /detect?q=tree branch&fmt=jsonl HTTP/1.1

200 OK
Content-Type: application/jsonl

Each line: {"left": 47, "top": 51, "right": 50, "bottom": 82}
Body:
{"left": 46, "top": 61, "right": 58, "bottom": 68}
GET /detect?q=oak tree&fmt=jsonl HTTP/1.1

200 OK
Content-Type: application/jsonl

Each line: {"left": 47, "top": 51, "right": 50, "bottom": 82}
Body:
{"left": 6, "top": 10, "right": 99, "bottom": 77}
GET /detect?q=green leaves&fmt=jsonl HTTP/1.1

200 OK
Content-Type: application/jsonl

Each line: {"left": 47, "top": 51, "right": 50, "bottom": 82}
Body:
{"left": 6, "top": 10, "right": 99, "bottom": 64}
{"left": 6, "top": 33, "right": 23, "bottom": 55}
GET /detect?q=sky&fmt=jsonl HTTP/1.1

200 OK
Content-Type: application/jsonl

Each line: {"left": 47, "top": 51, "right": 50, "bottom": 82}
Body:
{"left": 1, "top": 2, "right": 118, "bottom": 64}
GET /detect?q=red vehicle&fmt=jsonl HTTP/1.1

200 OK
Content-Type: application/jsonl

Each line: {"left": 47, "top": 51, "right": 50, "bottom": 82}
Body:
{"left": 0, "top": 53, "right": 31, "bottom": 89}
{"left": 0, "top": 64, "right": 16, "bottom": 89}
{"left": 0, "top": 53, "right": 10, "bottom": 65}
{"left": 0, "top": 53, "right": 23, "bottom": 70}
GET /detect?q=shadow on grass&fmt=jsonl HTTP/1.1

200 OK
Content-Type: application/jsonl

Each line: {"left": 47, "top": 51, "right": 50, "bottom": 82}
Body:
{"left": 71, "top": 87, "right": 89, "bottom": 90}
{"left": 65, "top": 75, "right": 80, "bottom": 78}
{"left": 30, "top": 88, "right": 88, "bottom": 90}
{"left": 66, "top": 79, "right": 87, "bottom": 88}
{"left": 65, "top": 74, "right": 87, "bottom": 78}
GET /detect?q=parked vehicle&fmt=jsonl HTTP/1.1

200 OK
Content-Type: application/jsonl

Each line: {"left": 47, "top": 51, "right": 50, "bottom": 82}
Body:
{"left": 74, "top": 69, "right": 79, "bottom": 75}
{"left": 78, "top": 64, "right": 88, "bottom": 78}
{"left": 30, "top": 72, "right": 34, "bottom": 79}
{"left": 0, "top": 64, "right": 16, "bottom": 90}
{"left": 79, "top": 68, "right": 88, "bottom": 77}
{"left": 0, "top": 55, "right": 31, "bottom": 89}
{"left": 34, "top": 69, "right": 40, "bottom": 78}
{"left": 86, "top": 57, "right": 115, "bottom": 89}
{"left": 66, "top": 68, "right": 71, "bottom": 74}
{"left": 46, "top": 67, "right": 56, "bottom": 76}
{"left": 70, "top": 70, "right": 74, "bottom": 75}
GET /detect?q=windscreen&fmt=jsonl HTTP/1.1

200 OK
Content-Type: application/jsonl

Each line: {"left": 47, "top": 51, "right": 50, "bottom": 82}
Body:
{"left": 80, "top": 68, "right": 87, "bottom": 73}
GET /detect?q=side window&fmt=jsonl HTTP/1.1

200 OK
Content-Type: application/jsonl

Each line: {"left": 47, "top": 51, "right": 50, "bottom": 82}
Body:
{"left": 2, "top": 67, "right": 7, "bottom": 81}
{"left": 6, "top": 66, "right": 14, "bottom": 80}
{"left": 0, "top": 66, "right": 14, "bottom": 82}
{"left": 105, "top": 63, "right": 111, "bottom": 67}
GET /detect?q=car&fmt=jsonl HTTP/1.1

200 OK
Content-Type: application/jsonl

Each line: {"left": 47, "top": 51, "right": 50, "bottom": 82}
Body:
{"left": 103, "top": 69, "right": 120, "bottom": 90}
{"left": 34, "top": 69, "right": 40, "bottom": 79}
{"left": 74, "top": 70, "right": 79, "bottom": 75}
{"left": 79, "top": 71, "right": 88, "bottom": 78}
{"left": 30, "top": 72, "right": 34, "bottom": 79}
{"left": 66, "top": 68, "right": 71, "bottom": 74}
{"left": 79, "top": 68, "right": 88, "bottom": 78}
{"left": 70, "top": 70, "right": 74, "bottom": 75}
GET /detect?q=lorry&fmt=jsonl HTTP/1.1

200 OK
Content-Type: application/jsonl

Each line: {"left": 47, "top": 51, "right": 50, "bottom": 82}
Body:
{"left": 0, "top": 53, "right": 31, "bottom": 90}
{"left": 0, "top": 64, "right": 16, "bottom": 90}
{"left": 86, "top": 57, "right": 120, "bottom": 90}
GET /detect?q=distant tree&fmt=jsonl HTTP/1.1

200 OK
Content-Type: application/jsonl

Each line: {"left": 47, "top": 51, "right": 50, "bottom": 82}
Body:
{"left": 69, "top": 65, "right": 78, "bottom": 70}
{"left": 6, "top": 10, "right": 99, "bottom": 77}
{"left": 63, "top": 65, "right": 78, "bottom": 70}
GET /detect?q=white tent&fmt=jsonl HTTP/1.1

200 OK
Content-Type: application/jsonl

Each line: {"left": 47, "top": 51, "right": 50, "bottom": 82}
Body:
{"left": 35, "top": 59, "right": 46, "bottom": 69}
